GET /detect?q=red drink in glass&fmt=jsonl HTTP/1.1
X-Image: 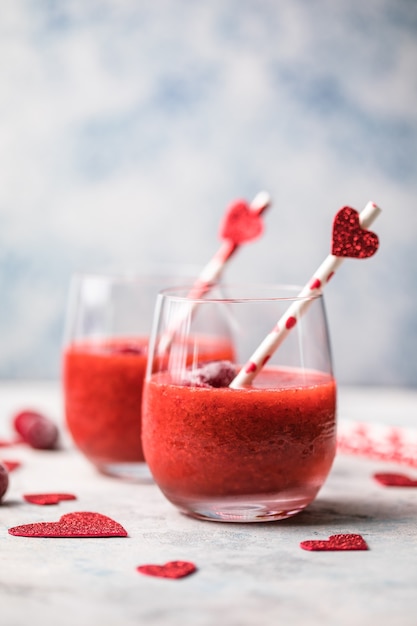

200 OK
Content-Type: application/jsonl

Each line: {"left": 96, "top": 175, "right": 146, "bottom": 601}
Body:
{"left": 141, "top": 283, "right": 336, "bottom": 520}
{"left": 143, "top": 366, "right": 336, "bottom": 520}
{"left": 63, "top": 338, "right": 148, "bottom": 466}
{"left": 64, "top": 335, "right": 235, "bottom": 475}
{"left": 62, "top": 272, "right": 235, "bottom": 480}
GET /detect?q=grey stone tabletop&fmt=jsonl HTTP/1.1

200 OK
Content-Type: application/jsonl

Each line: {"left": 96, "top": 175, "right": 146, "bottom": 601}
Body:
{"left": 1, "top": 382, "right": 417, "bottom": 626}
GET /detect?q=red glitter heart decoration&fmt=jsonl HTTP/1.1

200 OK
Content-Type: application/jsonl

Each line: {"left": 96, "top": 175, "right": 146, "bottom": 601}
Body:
{"left": 332, "top": 207, "right": 379, "bottom": 258}
{"left": 373, "top": 472, "right": 417, "bottom": 487}
{"left": 23, "top": 493, "right": 77, "bottom": 505}
{"left": 219, "top": 200, "right": 264, "bottom": 244}
{"left": 1, "top": 459, "right": 21, "bottom": 472}
{"left": 137, "top": 561, "right": 197, "bottom": 579}
{"left": 300, "top": 533, "right": 368, "bottom": 551}
{"left": 8, "top": 511, "right": 128, "bottom": 538}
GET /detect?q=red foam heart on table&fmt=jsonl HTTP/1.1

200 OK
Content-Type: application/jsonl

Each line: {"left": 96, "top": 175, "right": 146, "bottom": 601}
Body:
{"left": 23, "top": 493, "right": 77, "bottom": 505}
{"left": 373, "top": 472, "right": 417, "bottom": 487}
{"left": 300, "top": 533, "right": 368, "bottom": 551}
{"left": 331, "top": 207, "right": 379, "bottom": 258}
{"left": 8, "top": 511, "right": 128, "bottom": 538}
{"left": 219, "top": 200, "right": 264, "bottom": 244}
{"left": 137, "top": 561, "right": 197, "bottom": 579}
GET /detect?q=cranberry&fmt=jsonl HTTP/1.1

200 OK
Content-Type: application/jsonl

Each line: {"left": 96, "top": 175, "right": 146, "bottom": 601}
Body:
{"left": 0, "top": 463, "right": 9, "bottom": 501}
{"left": 13, "top": 410, "right": 59, "bottom": 450}
{"left": 110, "top": 344, "right": 145, "bottom": 355}
{"left": 183, "top": 361, "right": 237, "bottom": 388}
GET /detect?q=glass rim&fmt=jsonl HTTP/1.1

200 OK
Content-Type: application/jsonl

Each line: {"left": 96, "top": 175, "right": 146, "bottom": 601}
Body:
{"left": 157, "top": 282, "right": 323, "bottom": 304}
{"left": 68, "top": 263, "right": 203, "bottom": 283}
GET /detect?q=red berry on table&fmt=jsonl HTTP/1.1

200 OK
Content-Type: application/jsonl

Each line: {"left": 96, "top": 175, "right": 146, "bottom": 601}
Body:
{"left": 0, "top": 463, "right": 9, "bottom": 501}
{"left": 13, "top": 410, "right": 59, "bottom": 450}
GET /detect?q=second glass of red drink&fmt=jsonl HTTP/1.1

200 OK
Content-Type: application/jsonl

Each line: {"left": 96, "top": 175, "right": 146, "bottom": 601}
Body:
{"left": 62, "top": 271, "right": 234, "bottom": 481}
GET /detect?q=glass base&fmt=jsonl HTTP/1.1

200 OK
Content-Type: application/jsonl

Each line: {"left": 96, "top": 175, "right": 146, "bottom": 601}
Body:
{"left": 170, "top": 492, "right": 316, "bottom": 523}
{"left": 97, "top": 461, "right": 153, "bottom": 483}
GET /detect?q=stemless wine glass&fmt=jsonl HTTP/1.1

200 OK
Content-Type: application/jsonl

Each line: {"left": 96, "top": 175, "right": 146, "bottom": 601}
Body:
{"left": 142, "top": 283, "right": 337, "bottom": 522}
{"left": 62, "top": 269, "right": 211, "bottom": 481}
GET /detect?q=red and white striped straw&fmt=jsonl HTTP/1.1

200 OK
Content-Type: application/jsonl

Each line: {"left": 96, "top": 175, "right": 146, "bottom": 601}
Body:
{"left": 229, "top": 201, "right": 382, "bottom": 388}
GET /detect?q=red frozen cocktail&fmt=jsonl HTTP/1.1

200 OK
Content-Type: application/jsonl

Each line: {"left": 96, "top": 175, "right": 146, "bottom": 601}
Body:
{"left": 64, "top": 336, "right": 235, "bottom": 474}
{"left": 142, "top": 365, "right": 337, "bottom": 521}
{"left": 63, "top": 338, "right": 148, "bottom": 467}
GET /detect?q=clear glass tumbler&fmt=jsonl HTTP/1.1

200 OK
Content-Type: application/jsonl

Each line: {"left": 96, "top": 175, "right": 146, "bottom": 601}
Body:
{"left": 62, "top": 270, "right": 212, "bottom": 481}
{"left": 142, "top": 283, "right": 337, "bottom": 521}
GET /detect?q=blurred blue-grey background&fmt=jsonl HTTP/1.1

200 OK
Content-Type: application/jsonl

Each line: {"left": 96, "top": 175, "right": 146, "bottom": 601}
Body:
{"left": 0, "top": 0, "right": 416, "bottom": 386}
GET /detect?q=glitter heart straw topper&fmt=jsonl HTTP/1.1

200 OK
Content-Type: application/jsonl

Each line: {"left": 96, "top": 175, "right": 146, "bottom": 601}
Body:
{"left": 188, "top": 190, "right": 271, "bottom": 299}
{"left": 159, "top": 191, "right": 271, "bottom": 351}
{"left": 229, "top": 201, "right": 381, "bottom": 388}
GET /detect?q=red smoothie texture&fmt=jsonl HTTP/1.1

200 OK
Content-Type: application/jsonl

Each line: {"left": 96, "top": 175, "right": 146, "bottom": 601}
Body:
{"left": 63, "top": 337, "right": 234, "bottom": 467}
{"left": 142, "top": 367, "right": 337, "bottom": 499}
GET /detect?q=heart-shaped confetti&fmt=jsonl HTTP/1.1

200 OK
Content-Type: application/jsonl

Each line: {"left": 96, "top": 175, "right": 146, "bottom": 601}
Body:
{"left": 23, "top": 493, "right": 77, "bottom": 505}
{"left": 219, "top": 200, "right": 264, "bottom": 244}
{"left": 137, "top": 561, "right": 197, "bottom": 579}
{"left": 1, "top": 459, "right": 21, "bottom": 472}
{"left": 373, "top": 472, "right": 417, "bottom": 487}
{"left": 300, "top": 533, "right": 368, "bottom": 551}
{"left": 332, "top": 207, "right": 379, "bottom": 258}
{"left": 8, "top": 511, "right": 128, "bottom": 538}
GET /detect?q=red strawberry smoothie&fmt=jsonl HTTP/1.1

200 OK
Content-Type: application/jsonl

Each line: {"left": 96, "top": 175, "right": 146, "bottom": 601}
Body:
{"left": 142, "top": 366, "right": 337, "bottom": 519}
{"left": 63, "top": 336, "right": 234, "bottom": 471}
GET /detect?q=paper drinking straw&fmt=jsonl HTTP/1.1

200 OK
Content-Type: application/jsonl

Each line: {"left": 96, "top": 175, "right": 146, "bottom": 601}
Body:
{"left": 229, "top": 201, "right": 382, "bottom": 388}
{"left": 158, "top": 191, "right": 271, "bottom": 352}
